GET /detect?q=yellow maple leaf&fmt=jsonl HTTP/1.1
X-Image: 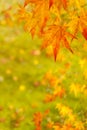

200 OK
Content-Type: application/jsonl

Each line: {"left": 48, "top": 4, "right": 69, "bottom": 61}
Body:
{"left": 70, "top": 83, "right": 81, "bottom": 97}
{"left": 56, "top": 103, "right": 72, "bottom": 117}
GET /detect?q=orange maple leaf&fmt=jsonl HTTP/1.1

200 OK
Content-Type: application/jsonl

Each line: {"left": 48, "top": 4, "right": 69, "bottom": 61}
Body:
{"left": 82, "top": 27, "right": 87, "bottom": 40}
{"left": 49, "top": 0, "right": 54, "bottom": 8}
{"left": 42, "top": 25, "right": 74, "bottom": 61}
{"left": 61, "top": 0, "right": 68, "bottom": 10}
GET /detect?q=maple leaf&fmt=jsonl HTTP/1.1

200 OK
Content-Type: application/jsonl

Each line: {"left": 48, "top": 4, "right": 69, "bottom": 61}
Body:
{"left": 41, "top": 24, "right": 74, "bottom": 61}
{"left": 18, "top": 4, "right": 31, "bottom": 22}
{"left": 61, "top": 0, "right": 68, "bottom": 10}
{"left": 53, "top": 86, "right": 65, "bottom": 98}
{"left": 70, "top": 83, "right": 81, "bottom": 97}
{"left": 33, "top": 112, "right": 43, "bottom": 130}
{"left": 43, "top": 94, "right": 55, "bottom": 103}
{"left": 49, "top": 0, "right": 54, "bottom": 9}
{"left": 68, "top": 9, "right": 87, "bottom": 41}
{"left": 56, "top": 103, "right": 72, "bottom": 117}
{"left": 23, "top": 0, "right": 50, "bottom": 37}
{"left": 82, "top": 27, "right": 87, "bottom": 40}
{"left": 62, "top": 36, "right": 73, "bottom": 53}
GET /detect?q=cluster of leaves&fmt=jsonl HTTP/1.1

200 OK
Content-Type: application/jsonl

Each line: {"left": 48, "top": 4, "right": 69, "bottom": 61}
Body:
{"left": 18, "top": 0, "right": 87, "bottom": 60}
{"left": 37, "top": 71, "right": 86, "bottom": 130}
{"left": 42, "top": 71, "right": 65, "bottom": 103}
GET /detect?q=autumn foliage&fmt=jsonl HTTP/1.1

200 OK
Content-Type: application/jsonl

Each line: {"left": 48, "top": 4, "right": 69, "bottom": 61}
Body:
{"left": 17, "top": 1, "right": 87, "bottom": 129}
{"left": 18, "top": 0, "right": 87, "bottom": 60}
{"left": 0, "top": 0, "right": 87, "bottom": 130}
